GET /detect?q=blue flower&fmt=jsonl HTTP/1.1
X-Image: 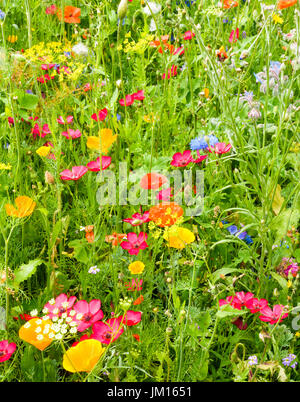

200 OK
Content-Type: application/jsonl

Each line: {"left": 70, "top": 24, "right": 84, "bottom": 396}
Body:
{"left": 190, "top": 137, "right": 209, "bottom": 150}
{"left": 227, "top": 225, "right": 238, "bottom": 235}
{"left": 0, "top": 9, "right": 5, "bottom": 20}
{"left": 208, "top": 135, "right": 219, "bottom": 147}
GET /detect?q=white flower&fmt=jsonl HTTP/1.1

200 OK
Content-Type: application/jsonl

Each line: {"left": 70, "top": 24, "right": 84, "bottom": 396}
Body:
{"left": 88, "top": 265, "right": 100, "bottom": 274}
{"left": 142, "top": 2, "right": 161, "bottom": 16}
{"left": 55, "top": 333, "right": 63, "bottom": 340}
{"left": 35, "top": 326, "right": 42, "bottom": 334}
{"left": 30, "top": 309, "right": 38, "bottom": 317}
{"left": 48, "top": 298, "right": 55, "bottom": 305}
{"left": 72, "top": 43, "right": 89, "bottom": 57}
{"left": 42, "top": 307, "right": 49, "bottom": 314}
{"left": 36, "top": 334, "right": 44, "bottom": 341}
{"left": 70, "top": 327, "right": 77, "bottom": 334}
{"left": 149, "top": 18, "right": 157, "bottom": 32}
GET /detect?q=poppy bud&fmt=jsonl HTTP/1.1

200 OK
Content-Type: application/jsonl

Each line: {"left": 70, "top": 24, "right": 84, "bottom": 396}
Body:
{"left": 45, "top": 171, "right": 55, "bottom": 185}
{"left": 117, "top": 0, "right": 128, "bottom": 20}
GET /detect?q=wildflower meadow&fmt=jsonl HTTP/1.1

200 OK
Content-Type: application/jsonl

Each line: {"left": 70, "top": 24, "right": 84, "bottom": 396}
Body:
{"left": 0, "top": 0, "right": 299, "bottom": 384}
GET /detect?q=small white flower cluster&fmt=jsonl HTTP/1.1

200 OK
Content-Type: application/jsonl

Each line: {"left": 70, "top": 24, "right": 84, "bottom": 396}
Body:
{"left": 39, "top": 304, "right": 80, "bottom": 340}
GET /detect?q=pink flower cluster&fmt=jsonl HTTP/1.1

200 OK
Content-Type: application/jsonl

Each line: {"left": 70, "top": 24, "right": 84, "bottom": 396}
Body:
{"left": 119, "top": 90, "right": 145, "bottom": 107}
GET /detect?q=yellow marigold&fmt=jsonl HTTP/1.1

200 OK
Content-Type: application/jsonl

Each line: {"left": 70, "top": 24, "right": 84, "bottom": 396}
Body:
{"left": 163, "top": 226, "right": 195, "bottom": 249}
{"left": 86, "top": 129, "right": 117, "bottom": 153}
{"left": 5, "top": 196, "right": 36, "bottom": 218}
{"left": 36, "top": 146, "right": 50, "bottom": 157}
{"left": 128, "top": 261, "right": 145, "bottom": 274}
{"left": 63, "top": 339, "right": 105, "bottom": 373}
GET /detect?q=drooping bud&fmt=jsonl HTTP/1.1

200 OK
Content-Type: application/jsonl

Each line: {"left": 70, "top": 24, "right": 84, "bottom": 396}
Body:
{"left": 117, "top": 0, "right": 128, "bottom": 20}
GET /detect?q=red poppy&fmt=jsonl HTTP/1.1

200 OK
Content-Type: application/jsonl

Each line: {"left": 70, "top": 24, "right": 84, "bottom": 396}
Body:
{"left": 91, "top": 108, "right": 108, "bottom": 122}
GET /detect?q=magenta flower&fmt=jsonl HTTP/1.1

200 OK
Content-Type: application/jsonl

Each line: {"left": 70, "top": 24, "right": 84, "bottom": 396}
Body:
{"left": 61, "top": 128, "right": 82, "bottom": 139}
{"left": 123, "top": 211, "right": 150, "bottom": 226}
{"left": 229, "top": 28, "right": 239, "bottom": 43}
{"left": 232, "top": 317, "right": 248, "bottom": 330}
{"left": 192, "top": 151, "right": 208, "bottom": 163}
{"left": 209, "top": 143, "right": 232, "bottom": 155}
{"left": 41, "top": 64, "right": 55, "bottom": 71}
{"left": 246, "top": 298, "right": 268, "bottom": 313}
{"left": 91, "top": 318, "right": 124, "bottom": 344}
{"left": 31, "top": 123, "right": 51, "bottom": 138}
{"left": 72, "top": 300, "right": 104, "bottom": 332}
{"left": 119, "top": 94, "right": 135, "bottom": 107}
{"left": 183, "top": 30, "right": 195, "bottom": 40}
{"left": 232, "top": 292, "right": 255, "bottom": 310}
{"left": 120, "top": 232, "right": 149, "bottom": 255}
{"left": 171, "top": 150, "right": 193, "bottom": 167}
{"left": 0, "top": 340, "right": 16, "bottom": 363}
{"left": 219, "top": 296, "right": 234, "bottom": 307}
{"left": 162, "top": 65, "right": 178, "bottom": 79}
{"left": 91, "top": 108, "right": 108, "bottom": 122}
{"left": 43, "top": 293, "right": 77, "bottom": 319}
{"left": 60, "top": 166, "right": 88, "bottom": 181}
{"left": 57, "top": 115, "right": 74, "bottom": 125}
{"left": 173, "top": 46, "right": 185, "bottom": 56}
{"left": 259, "top": 305, "right": 288, "bottom": 324}
{"left": 87, "top": 156, "right": 111, "bottom": 172}
{"left": 125, "top": 278, "right": 143, "bottom": 292}
{"left": 156, "top": 188, "right": 174, "bottom": 201}
{"left": 119, "top": 310, "right": 142, "bottom": 326}
{"left": 45, "top": 4, "right": 57, "bottom": 14}
{"left": 133, "top": 90, "right": 145, "bottom": 101}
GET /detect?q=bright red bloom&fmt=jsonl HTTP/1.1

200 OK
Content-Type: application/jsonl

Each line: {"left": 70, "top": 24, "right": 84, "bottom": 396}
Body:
{"left": 259, "top": 305, "right": 288, "bottom": 324}
{"left": 91, "top": 108, "right": 108, "bottom": 122}
{"left": 246, "top": 298, "right": 268, "bottom": 314}
{"left": 31, "top": 123, "right": 51, "bottom": 139}
{"left": 43, "top": 293, "right": 77, "bottom": 319}
{"left": 119, "top": 310, "right": 142, "bottom": 326}
{"left": 171, "top": 150, "right": 193, "bottom": 167}
{"left": 140, "top": 172, "right": 168, "bottom": 190}
{"left": 133, "top": 334, "right": 140, "bottom": 341}
{"left": 87, "top": 156, "right": 111, "bottom": 172}
{"left": 162, "top": 65, "right": 178, "bottom": 79}
{"left": 183, "top": 31, "right": 195, "bottom": 40}
{"left": 0, "top": 341, "right": 16, "bottom": 363}
{"left": 209, "top": 142, "right": 232, "bottom": 155}
{"left": 232, "top": 292, "right": 255, "bottom": 310}
{"left": 123, "top": 211, "right": 150, "bottom": 226}
{"left": 60, "top": 166, "right": 88, "bottom": 181}
{"left": 13, "top": 313, "right": 37, "bottom": 321}
{"left": 91, "top": 318, "right": 124, "bottom": 344}
{"left": 72, "top": 300, "right": 104, "bottom": 332}
{"left": 120, "top": 232, "right": 149, "bottom": 255}
{"left": 192, "top": 151, "right": 208, "bottom": 163}
{"left": 61, "top": 129, "right": 82, "bottom": 139}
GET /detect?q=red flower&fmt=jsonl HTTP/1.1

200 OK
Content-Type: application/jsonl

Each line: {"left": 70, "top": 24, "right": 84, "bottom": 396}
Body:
{"left": 232, "top": 317, "right": 248, "bottom": 330}
{"left": 119, "top": 94, "right": 135, "bottom": 107}
{"left": 229, "top": 28, "right": 239, "bottom": 43}
{"left": 31, "top": 123, "right": 51, "bottom": 138}
{"left": 171, "top": 150, "right": 193, "bottom": 167}
{"left": 91, "top": 108, "right": 108, "bottom": 122}
{"left": 61, "top": 129, "right": 82, "bottom": 139}
{"left": 232, "top": 292, "right": 255, "bottom": 310}
{"left": 125, "top": 278, "right": 143, "bottom": 292}
{"left": 60, "top": 166, "right": 88, "bottom": 181}
{"left": 209, "top": 142, "right": 232, "bottom": 155}
{"left": 119, "top": 310, "right": 142, "bottom": 326}
{"left": 91, "top": 318, "right": 124, "bottom": 344}
{"left": 162, "top": 65, "right": 178, "bottom": 79}
{"left": 183, "top": 31, "right": 195, "bottom": 40}
{"left": 133, "top": 295, "right": 144, "bottom": 305}
{"left": 259, "top": 305, "right": 288, "bottom": 324}
{"left": 123, "top": 211, "right": 150, "bottom": 226}
{"left": 133, "top": 334, "right": 140, "bottom": 341}
{"left": 46, "top": 5, "right": 57, "bottom": 15}
{"left": 87, "top": 156, "right": 111, "bottom": 172}
{"left": 192, "top": 151, "right": 208, "bottom": 163}
{"left": 133, "top": 90, "right": 145, "bottom": 101}
{"left": 120, "top": 232, "right": 149, "bottom": 255}
{"left": 0, "top": 340, "right": 16, "bottom": 363}
{"left": 246, "top": 298, "right": 268, "bottom": 314}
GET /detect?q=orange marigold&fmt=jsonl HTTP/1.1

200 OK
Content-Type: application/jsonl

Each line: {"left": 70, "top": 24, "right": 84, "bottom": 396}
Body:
{"left": 149, "top": 202, "right": 184, "bottom": 227}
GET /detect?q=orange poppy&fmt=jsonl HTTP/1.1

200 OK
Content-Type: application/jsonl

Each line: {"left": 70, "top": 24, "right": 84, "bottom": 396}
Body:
{"left": 149, "top": 35, "right": 169, "bottom": 48}
{"left": 19, "top": 317, "right": 53, "bottom": 351}
{"left": 57, "top": 6, "right": 81, "bottom": 24}
{"left": 277, "top": 0, "right": 298, "bottom": 9}
{"left": 140, "top": 172, "right": 168, "bottom": 190}
{"left": 63, "top": 339, "right": 105, "bottom": 373}
{"left": 105, "top": 232, "right": 127, "bottom": 247}
{"left": 5, "top": 196, "right": 36, "bottom": 218}
{"left": 133, "top": 295, "right": 144, "bottom": 305}
{"left": 149, "top": 202, "right": 184, "bottom": 227}
{"left": 222, "top": 0, "right": 238, "bottom": 8}
{"left": 84, "top": 225, "right": 94, "bottom": 243}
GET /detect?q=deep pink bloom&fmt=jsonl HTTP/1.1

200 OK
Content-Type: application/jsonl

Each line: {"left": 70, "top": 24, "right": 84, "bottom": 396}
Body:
{"left": 91, "top": 318, "right": 124, "bottom": 344}
{"left": 192, "top": 151, "right": 208, "bottom": 163}
{"left": 60, "top": 166, "right": 88, "bottom": 181}
{"left": 61, "top": 128, "right": 82, "bottom": 139}
{"left": 43, "top": 293, "right": 77, "bottom": 319}
{"left": 120, "top": 232, "right": 149, "bottom": 255}
{"left": 209, "top": 142, "right": 232, "bottom": 155}
{"left": 156, "top": 188, "right": 174, "bottom": 201}
{"left": 232, "top": 317, "right": 248, "bottom": 330}
{"left": 259, "top": 305, "right": 288, "bottom": 324}
{"left": 37, "top": 74, "right": 55, "bottom": 84}
{"left": 219, "top": 296, "right": 234, "bottom": 307}
{"left": 232, "top": 292, "right": 255, "bottom": 310}
{"left": 162, "top": 65, "right": 178, "bottom": 79}
{"left": 119, "top": 94, "right": 135, "bottom": 107}
{"left": 41, "top": 64, "right": 55, "bottom": 71}
{"left": 124, "top": 278, "right": 143, "bottom": 292}
{"left": 246, "top": 298, "right": 268, "bottom": 313}
{"left": 173, "top": 46, "right": 185, "bottom": 56}
{"left": 118, "top": 310, "right": 142, "bottom": 326}
{"left": 183, "top": 31, "right": 195, "bottom": 40}
{"left": 133, "top": 90, "right": 145, "bottom": 101}
{"left": 229, "top": 28, "right": 239, "bottom": 43}
{"left": 57, "top": 115, "right": 74, "bottom": 125}
{"left": 0, "top": 341, "right": 16, "bottom": 363}
{"left": 45, "top": 5, "right": 57, "bottom": 14}
{"left": 8, "top": 117, "right": 14, "bottom": 127}
{"left": 91, "top": 108, "right": 108, "bottom": 122}
{"left": 87, "top": 156, "right": 111, "bottom": 172}
{"left": 72, "top": 300, "right": 104, "bottom": 332}
{"left": 123, "top": 211, "right": 150, "bottom": 226}
{"left": 31, "top": 123, "right": 51, "bottom": 138}
{"left": 171, "top": 150, "right": 193, "bottom": 167}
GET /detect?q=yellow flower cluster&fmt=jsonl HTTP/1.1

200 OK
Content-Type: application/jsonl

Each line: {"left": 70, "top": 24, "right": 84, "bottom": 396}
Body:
{"left": 0, "top": 162, "right": 12, "bottom": 170}
{"left": 119, "top": 32, "right": 154, "bottom": 54}
{"left": 23, "top": 41, "right": 72, "bottom": 64}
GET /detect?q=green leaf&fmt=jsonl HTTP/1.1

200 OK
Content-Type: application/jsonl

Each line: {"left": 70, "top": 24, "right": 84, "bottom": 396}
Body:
{"left": 216, "top": 304, "right": 247, "bottom": 319}
{"left": 210, "top": 267, "right": 243, "bottom": 284}
{"left": 68, "top": 239, "right": 89, "bottom": 264}
{"left": 270, "top": 272, "right": 288, "bottom": 289}
{"left": 18, "top": 93, "right": 39, "bottom": 110}
{"left": 14, "top": 259, "right": 43, "bottom": 284}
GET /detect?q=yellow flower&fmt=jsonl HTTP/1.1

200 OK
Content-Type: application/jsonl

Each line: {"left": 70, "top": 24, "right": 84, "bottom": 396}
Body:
{"left": 5, "top": 196, "right": 36, "bottom": 218}
{"left": 36, "top": 146, "right": 50, "bottom": 157}
{"left": 63, "top": 339, "right": 105, "bottom": 373}
{"left": 273, "top": 14, "right": 283, "bottom": 24}
{"left": 7, "top": 35, "right": 18, "bottom": 43}
{"left": 0, "top": 162, "right": 12, "bottom": 170}
{"left": 128, "top": 261, "right": 145, "bottom": 274}
{"left": 163, "top": 226, "right": 195, "bottom": 249}
{"left": 203, "top": 88, "right": 209, "bottom": 98}
{"left": 86, "top": 129, "right": 117, "bottom": 153}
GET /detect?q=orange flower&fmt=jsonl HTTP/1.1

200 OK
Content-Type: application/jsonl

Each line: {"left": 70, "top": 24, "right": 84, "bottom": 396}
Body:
{"left": 57, "top": 6, "right": 81, "bottom": 23}
{"left": 277, "top": 0, "right": 298, "bottom": 9}
{"left": 133, "top": 295, "right": 144, "bottom": 305}
{"left": 5, "top": 196, "right": 36, "bottom": 218}
{"left": 87, "top": 129, "right": 117, "bottom": 154}
{"left": 140, "top": 172, "right": 167, "bottom": 190}
{"left": 149, "top": 202, "right": 184, "bottom": 227}
{"left": 85, "top": 225, "right": 94, "bottom": 243}
{"left": 63, "top": 339, "right": 105, "bottom": 373}
{"left": 105, "top": 232, "right": 127, "bottom": 247}
{"left": 222, "top": 0, "right": 238, "bottom": 8}
{"left": 216, "top": 46, "right": 228, "bottom": 61}
{"left": 19, "top": 317, "right": 53, "bottom": 351}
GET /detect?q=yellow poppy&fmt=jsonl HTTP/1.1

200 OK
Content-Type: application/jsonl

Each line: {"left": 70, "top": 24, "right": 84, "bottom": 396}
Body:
{"left": 128, "top": 261, "right": 145, "bottom": 274}
{"left": 63, "top": 339, "right": 105, "bottom": 373}
{"left": 5, "top": 196, "right": 36, "bottom": 218}
{"left": 163, "top": 226, "right": 195, "bottom": 249}
{"left": 36, "top": 146, "right": 50, "bottom": 157}
{"left": 86, "top": 129, "right": 117, "bottom": 153}
{"left": 7, "top": 35, "right": 18, "bottom": 43}
{"left": 19, "top": 317, "right": 53, "bottom": 351}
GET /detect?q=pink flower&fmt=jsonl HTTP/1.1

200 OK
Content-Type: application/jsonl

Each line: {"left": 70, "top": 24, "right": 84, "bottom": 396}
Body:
{"left": 119, "top": 310, "right": 142, "bottom": 326}
{"left": 246, "top": 298, "right": 268, "bottom": 313}
{"left": 45, "top": 5, "right": 57, "bottom": 14}
{"left": 156, "top": 188, "right": 174, "bottom": 201}
{"left": 232, "top": 317, "right": 248, "bottom": 330}
{"left": 72, "top": 300, "right": 104, "bottom": 332}
{"left": 229, "top": 28, "right": 239, "bottom": 43}
{"left": 37, "top": 74, "right": 55, "bottom": 84}
{"left": 91, "top": 318, "right": 124, "bottom": 344}
{"left": 219, "top": 296, "right": 234, "bottom": 307}
{"left": 123, "top": 211, "right": 150, "bottom": 226}
{"left": 209, "top": 142, "right": 232, "bottom": 155}
{"left": 133, "top": 90, "right": 145, "bottom": 101}
{"left": 60, "top": 166, "right": 88, "bottom": 181}
{"left": 120, "top": 232, "right": 149, "bottom": 255}
{"left": 0, "top": 340, "right": 16, "bottom": 363}
{"left": 232, "top": 292, "right": 255, "bottom": 310}
{"left": 61, "top": 128, "right": 82, "bottom": 139}
{"left": 8, "top": 117, "right": 14, "bottom": 127}
{"left": 43, "top": 293, "right": 77, "bottom": 319}
{"left": 162, "top": 65, "right": 178, "bottom": 79}
{"left": 119, "top": 94, "right": 135, "bottom": 107}
{"left": 183, "top": 31, "right": 195, "bottom": 40}
{"left": 259, "top": 305, "right": 289, "bottom": 324}
{"left": 192, "top": 151, "right": 208, "bottom": 163}
{"left": 41, "top": 64, "right": 55, "bottom": 71}
{"left": 57, "top": 116, "right": 74, "bottom": 125}
{"left": 125, "top": 278, "right": 143, "bottom": 292}
{"left": 173, "top": 46, "right": 185, "bottom": 56}
{"left": 91, "top": 108, "right": 108, "bottom": 122}
{"left": 171, "top": 150, "right": 193, "bottom": 167}
{"left": 31, "top": 123, "right": 51, "bottom": 138}
{"left": 87, "top": 156, "right": 111, "bottom": 172}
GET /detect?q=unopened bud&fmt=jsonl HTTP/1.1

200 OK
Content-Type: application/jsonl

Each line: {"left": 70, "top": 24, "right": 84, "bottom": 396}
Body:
{"left": 45, "top": 171, "right": 55, "bottom": 185}
{"left": 118, "top": 0, "right": 128, "bottom": 20}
